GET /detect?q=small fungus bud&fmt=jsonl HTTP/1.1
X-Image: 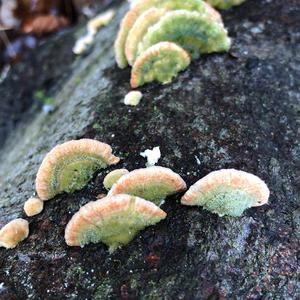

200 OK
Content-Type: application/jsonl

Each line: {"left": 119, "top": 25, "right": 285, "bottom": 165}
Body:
{"left": 206, "top": 0, "right": 246, "bottom": 10}
{"left": 24, "top": 197, "right": 44, "bottom": 217}
{"left": 181, "top": 169, "right": 270, "bottom": 217}
{"left": 64, "top": 194, "right": 166, "bottom": 252}
{"left": 0, "top": 219, "right": 29, "bottom": 249}
{"left": 36, "top": 139, "right": 120, "bottom": 201}
{"left": 138, "top": 10, "right": 231, "bottom": 60}
{"left": 108, "top": 166, "right": 186, "bottom": 206}
{"left": 131, "top": 42, "right": 191, "bottom": 88}
{"left": 124, "top": 91, "right": 143, "bottom": 106}
{"left": 103, "top": 169, "right": 129, "bottom": 190}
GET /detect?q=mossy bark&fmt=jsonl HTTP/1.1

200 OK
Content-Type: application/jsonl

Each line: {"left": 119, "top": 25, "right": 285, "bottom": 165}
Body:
{"left": 0, "top": 0, "right": 299, "bottom": 299}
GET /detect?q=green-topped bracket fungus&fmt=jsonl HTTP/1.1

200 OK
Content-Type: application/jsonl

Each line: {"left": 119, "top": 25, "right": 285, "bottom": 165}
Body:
{"left": 131, "top": 42, "right": 191, "bottom": 88}
{"left": 64, "top": 194, "right": 166, "bottom": 252}
{"left": 0, "top": 219, "right": 29, "bottom": 249}
{"left": 108, "top": 166, "right": 186, "bottom": 206}
{"left": 137, "top": 10, "right": 231, "bottom": 60}
{"left": 103, "top": 169, "right": 129, "bottom": 190}
{"left": 206, "top": 0, "right": 246, "bottom": 10}
{"left": 114, "top": 0, "right": 222, "bottom": 68}
{"left": 181, "top": 169, "right": 270, "bottom": 217}
{"left": 35, "top": 139, "right": 120, "bottom": 201}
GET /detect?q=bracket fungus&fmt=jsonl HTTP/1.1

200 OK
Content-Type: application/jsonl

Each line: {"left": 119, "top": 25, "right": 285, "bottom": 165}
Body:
{"left": 108, "top": 166, "right": 186, "bottom": 206}
{"left": 115, "top": 0, "right": 222, "bottom": 69}
{"left": 103, "top": 169, "right": 129, "bottom": 190}
{"left": 138, "top": 10, "right": 231, "bottom": 60}
{"left": 181, "top": 169, "right": 270, "bottom": 217}
{"left": 65, "top": 194, "right": 166, "bottom": 252}
{"left": 36, "top": 139, "right": 120, "bottom": 201}
{"left": 24, "top": 197, "right": 44, "bottom": 217}
{"left": 206, "top": 0, "right": 246, "bottom": 10}
{"left": 0, "top": 219, "right": 29, "bottom": 249}
{"left": 131, "top": 42, "right": 191, "bottom": 88}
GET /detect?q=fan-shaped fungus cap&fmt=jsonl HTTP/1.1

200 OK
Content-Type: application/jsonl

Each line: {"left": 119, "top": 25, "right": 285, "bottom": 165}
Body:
{"left": 24, "top": 197, "right": 44, "bottom": 217}
{"left": 103, "top": 169, "right": 129, "bottom": 190}
{"left": 114, "top": 0, "right": 222, "bottom": 68}
{"left": 125, "top": 7, "right": 167, "bottom": 66}
{"left": 64, "top": 194, "right": 166, "bottom": 252}
{"left": 36, "top": 139, "right": 120, "bottom": 201}
{"left": 181, "top": 169, "right": 270, "bottom": 217}
{"left": 206, "top": 0, "right": 246, "bottom": 10}
{"left": 138, "top": 10, "right": 230, "bottom": 60}
{"left": 131, "top": 42, "right": 191, "bottom": 88}
{"left": 0, "top": 219, "right": 29, "bottom": 249}
{"left": 108, "top": 166, "right": 186, "bottom": 206}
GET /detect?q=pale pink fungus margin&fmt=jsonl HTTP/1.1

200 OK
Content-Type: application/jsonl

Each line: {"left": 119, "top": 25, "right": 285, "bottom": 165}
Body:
{"left": 181, "top": 169, "right": 270, "bottom": 207}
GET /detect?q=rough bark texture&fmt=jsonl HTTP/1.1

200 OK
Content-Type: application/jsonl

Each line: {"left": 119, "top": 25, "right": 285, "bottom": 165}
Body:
{"left": 0, "top": 0, "right": 299, "bottom": 299}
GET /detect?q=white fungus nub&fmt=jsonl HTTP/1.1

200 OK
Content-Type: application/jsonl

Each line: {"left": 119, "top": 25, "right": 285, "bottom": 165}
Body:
{"left": 24, "top": 197, "right": 44, "bottom": 217}
{"left": 124, "top": 91, "right": 143, "bottom": 106}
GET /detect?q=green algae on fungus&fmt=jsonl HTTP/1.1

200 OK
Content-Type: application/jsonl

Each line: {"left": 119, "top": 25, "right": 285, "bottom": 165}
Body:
{"left": 64, "top": 194, "right": 166, "bottom": 252}
{"left": 138, "top": 10, "right": 231, "bottom": 60}
{"left": 181, "top": 169, "right": 270, "bottom": 217}
{"left": 103, "top": 169, "right": 129, "bottom": 190}
{"left": 108, "top": 166, "right": 186, "bottom": 206}
{"left": 206, "top": 0, "right": 246, "bottom": 10}
{"left": 125, "top": 8, "right": 167, "bottom": 66}
{"left": 0, "top": 219, "right": 29, "bottom": 249}
{"left": 131, "top": 42, "right": 190, "bottom": 88}
{"left": 114, "top": 0, "right": 221, "bottom": 68}
{"left": 24, "top": 197, "right": 44, "bottom": 217}
{"left": 36, "top": 139, "right": 120, "bottom": 201}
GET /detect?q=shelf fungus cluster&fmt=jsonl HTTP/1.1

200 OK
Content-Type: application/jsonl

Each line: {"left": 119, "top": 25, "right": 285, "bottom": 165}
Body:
{"left": 181, "top": 169, "right": 270, "bottom": 217}
{"left": 36, "top": 139, "right": 120, "bottom": 201}
{"left": 0, "top": 219, "right": 29, "bottom": 249}
{"left": 115, "top": 0, "right": 231, "bottom": 87}
{"left": 65, "top": 166, "right": 186, "bottom": 251}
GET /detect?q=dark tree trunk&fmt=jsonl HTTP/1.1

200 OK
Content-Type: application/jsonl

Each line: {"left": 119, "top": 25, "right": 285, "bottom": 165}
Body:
{"left": 0, "top": 1, "right": 299, "bottom": 299}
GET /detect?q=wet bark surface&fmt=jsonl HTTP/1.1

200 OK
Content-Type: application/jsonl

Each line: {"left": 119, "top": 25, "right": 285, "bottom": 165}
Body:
{"left": 0, "top": 0, "right": 299, "bottom": 299}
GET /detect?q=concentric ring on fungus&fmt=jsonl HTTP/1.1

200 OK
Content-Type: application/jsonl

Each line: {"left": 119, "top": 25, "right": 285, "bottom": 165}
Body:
{"left": 206, "top": 0, "right": 246, "bottom": 10}
{"left": 0, "top": 219, "right": 29, "bottom": 249}
{"left": 64, "top": 194, "right": 166, "bottom": 252}
{"left": 108, "top": 166, "right": 187, "bottom": 206}
{"left": 131, "top": 42, "right": 191, "bottom": 88}
{"left": 181, "top": 169, "right": 270, "bottom": 217}
{"left": 138, "top": 10, "right": 231, "bottom": 60}
{"left": 36, "top": 139, "right": 120, "bottom": 201}
{"left": 114, "top": 0, "right": 221, "bottom": 68}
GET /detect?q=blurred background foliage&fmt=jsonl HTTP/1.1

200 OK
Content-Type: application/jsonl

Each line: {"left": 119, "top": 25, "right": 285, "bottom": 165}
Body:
{"left": 0, "top": 0, "right": 113, "bottom": 72}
